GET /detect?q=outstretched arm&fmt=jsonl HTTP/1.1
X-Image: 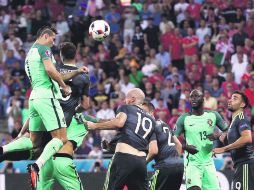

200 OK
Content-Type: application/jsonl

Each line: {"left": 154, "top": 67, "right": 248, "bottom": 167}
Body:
{"left": 86, "top": 112, "right": 127, "bottom": 130}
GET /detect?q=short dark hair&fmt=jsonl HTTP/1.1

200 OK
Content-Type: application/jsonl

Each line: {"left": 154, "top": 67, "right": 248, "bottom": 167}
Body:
{"left": 59, "top": 42, "right": 76, "bottom": 60}
{"left": 233, "top": 91, "right": 249, "bottom": 109}
{"left": 36, "top": 26, "right": 57, "bottom": 39}
{"left": 142, "top": 99, "right": 155, "bottom": 112}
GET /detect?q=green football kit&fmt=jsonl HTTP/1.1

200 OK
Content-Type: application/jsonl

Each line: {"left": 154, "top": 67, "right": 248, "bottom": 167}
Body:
{"left": 25, "top": 43, "right": 66, "bottom": 132}
{"left": 37, "top": 115, "right": 99, "bottom": 190}
{"left": 175, "top": 111, "right": 228, "bottom": 190}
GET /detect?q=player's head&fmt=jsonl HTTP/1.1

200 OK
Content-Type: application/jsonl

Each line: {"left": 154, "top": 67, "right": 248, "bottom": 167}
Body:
{"left": 228, "top": 91, "right": 249, "bottom": 112}
{"left": 189, "top": 89, "right": 204, "bottom": 109}
{"left": 59, "top": 42, "right": 76, "bottom": 62}
{"left": 36, "top": 26, "right": 57, "bottom": 47}
{"left": 142, "top": 99, "right": 155, "bottom": 116}
{"left": 125, "top": 88, "right": 145, "bottom": 105}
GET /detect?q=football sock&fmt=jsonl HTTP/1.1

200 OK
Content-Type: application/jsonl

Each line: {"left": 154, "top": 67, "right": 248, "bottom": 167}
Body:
{"left": 2, "top": 137, "right": 33, "bottom": 153}
{"left": 35, "top": 138, "right": 63, "bottom": 169}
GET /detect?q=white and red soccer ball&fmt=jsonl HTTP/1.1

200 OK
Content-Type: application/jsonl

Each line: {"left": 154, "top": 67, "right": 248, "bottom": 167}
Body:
{"left": 89, "top": 20, "right": 110, "bottom": 41}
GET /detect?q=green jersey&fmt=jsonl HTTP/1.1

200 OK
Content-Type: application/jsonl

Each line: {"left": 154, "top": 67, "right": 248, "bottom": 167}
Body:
{"left": 25, "top": 43, "right": 61, "bottom": 100}
{"left": 175, "top": 110, "right": 228, "bottom": 164}
{"left": 67, "top": 114, "right": 99, "bottom": 148}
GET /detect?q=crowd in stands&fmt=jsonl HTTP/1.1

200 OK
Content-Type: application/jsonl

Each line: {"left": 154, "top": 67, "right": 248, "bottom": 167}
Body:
{"left": 0, "top": 0, "right": 254, "bottom": 164}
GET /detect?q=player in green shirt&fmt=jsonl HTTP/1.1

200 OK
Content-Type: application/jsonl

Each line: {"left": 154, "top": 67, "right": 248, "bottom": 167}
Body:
{"left": 175, "top": 89, "right": 228, "bottom": 190}
{"left": 37, "top": 114, "right": 99, "bottom": 190}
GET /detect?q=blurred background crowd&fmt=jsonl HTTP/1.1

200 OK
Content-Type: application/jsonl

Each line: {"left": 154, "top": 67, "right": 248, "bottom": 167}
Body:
{"left": 0, "top": 0, "right": 254, "bottom": 173}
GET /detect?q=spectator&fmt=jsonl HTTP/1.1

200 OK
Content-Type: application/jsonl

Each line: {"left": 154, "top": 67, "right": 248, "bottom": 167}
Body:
{"left": 196, "top": 20, "right": 211, "bottom": 46}
{"left": 155, "top": 45, "right": 171, "bottom": 70}
{"left": 169, "top": 28, "right": 184, "bottom": 70}
{"left": 141, "top": 57, "right": 158, "bottom": 77}
{"left": 144, "top": 17, "right": 160, "bottom": 50}
{"left": 232, "top": 23, "right": 248, "bottom": 48}
{"left": 204, "top": 89, "right": 218, "bottom": 110}
{"left": 129, "top": 63, "right": 144, "bottom": 88}
{"left": 244, "top": 78, "right": 254, "bottom": 108}
{"left": 105, "top": 5, "right": 121, "bottom": 34}
{"left": 119, "top": 74, "right": 135, "bottom": 95}
{"left": 0, "top": 76, "right": 9, "bottom": 118}
{"left": 88, "top": 145, "right": 103, "bottom": 159}
{"left": 209, "top": 77, "right": 224, "bottom": 98}
{"left": 55, "top": 14, "right": 70, "bottom": 46}
{"left": 6, "top": 98, "right": 21, "bottom": 133}
{"left": 174, "top": 0, "right": 189, "bottom": 25}
{"left": 231, "top": 45, "right": 248, "bottom": 84}
{"left": 90, "top": 159, "right": 106, "bottom": 172}
{"left": 182, "top": 27, "right": 199, "bottom": 65}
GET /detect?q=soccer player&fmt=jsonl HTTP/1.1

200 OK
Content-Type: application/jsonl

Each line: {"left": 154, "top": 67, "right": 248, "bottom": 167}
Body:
{"left": 146, "top": 102, "right": 184, "bottom": 190}
{"left": 86, "top": 88, "right": 157, "bottom": 190}
{"left": 0, "top": 39, "right": 89, "bottom": 189}
{"left": 24, "top": 26, "right": 72, "bottom": 189}
{"left": 37, "top": 114, "right": 98, "bottom": 190}
{"left": 213, "top": 91, "right": 254, "bottom": 190}
{"left": 175, "top": 89, "right": 228, "bottom": 190}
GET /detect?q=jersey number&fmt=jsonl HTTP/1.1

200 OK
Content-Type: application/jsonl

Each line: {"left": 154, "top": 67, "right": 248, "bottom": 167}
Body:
{"left": 135, "top": 112, "right": 152, "bottom": 139}
{"left": 163, "top": 127, "right": 175, "bottom": 146}
{"left": 199, "top": 131, "right": 207, "bottom": 140}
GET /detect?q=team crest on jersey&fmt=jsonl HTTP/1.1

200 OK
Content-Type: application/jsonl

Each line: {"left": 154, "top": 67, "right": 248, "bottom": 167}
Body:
{"left": 45, "top": 50, "right": 52, "bottom": 57}
{"left": 207, "top": 119, "right": 213, "bottom": 127}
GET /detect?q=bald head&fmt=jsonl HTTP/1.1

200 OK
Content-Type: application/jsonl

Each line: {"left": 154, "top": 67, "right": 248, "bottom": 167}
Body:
{"left": 126, "top": 88, "right": 145, "bottom": 105}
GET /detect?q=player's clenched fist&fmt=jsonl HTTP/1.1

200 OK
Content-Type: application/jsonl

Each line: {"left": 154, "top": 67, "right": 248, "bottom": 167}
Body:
{"left": 62, "top": 85, "right": 72, "bottom": 96}
{"left": 78, "top": 66, "right": 89, "bottom": 74}
{"left": 85, "top": 121, "right": 96, "bottom": 130}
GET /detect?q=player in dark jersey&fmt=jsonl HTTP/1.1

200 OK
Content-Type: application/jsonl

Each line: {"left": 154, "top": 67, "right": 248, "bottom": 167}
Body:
{"left": 86, "top": 88, "right": 157, "bottom": 190}
{"left": 213, "top": 91, "right": 254, "bottom": 190}
{"left": 146, "top": 102, "right": 184, "bottom": 190}
{"left": 57, "top": 42, "right": 90, "bottom": 126}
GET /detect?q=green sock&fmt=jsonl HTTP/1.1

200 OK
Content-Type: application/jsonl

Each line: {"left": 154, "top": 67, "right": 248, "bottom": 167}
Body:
{"left": 35, "top": 138, "right": 63, "bottom": 169}
{"left": 2, "top": 137, "right": 33, "bottom": 153}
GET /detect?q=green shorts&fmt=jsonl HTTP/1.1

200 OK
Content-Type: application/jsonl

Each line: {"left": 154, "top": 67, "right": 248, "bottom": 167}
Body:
{"left": 29, "top": 98, "right": 67, "bottom": 132}
{"left": 67, "top": 117, "right": 88, "bottom": 148}
{"left": 37, "top": 156, "right": 83, "bottom": 190}
{"left": 185, "top": 162, "right": 220, "bottom": 190}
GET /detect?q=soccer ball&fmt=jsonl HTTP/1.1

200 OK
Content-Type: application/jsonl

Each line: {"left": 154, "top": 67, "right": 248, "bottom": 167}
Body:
{"left": 89, "top": 20, "right": 110, "bottom": 41}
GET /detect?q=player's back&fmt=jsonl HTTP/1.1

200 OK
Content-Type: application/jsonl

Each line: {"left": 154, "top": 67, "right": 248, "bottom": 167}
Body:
{"left": 117, "top": 104, "right": 156, "bottom": 152}
{"left": 57, "top": 63, "right": 90, "bottom": 126}
{"left": 154, "top": 120, "right": 182, "bottom": 169}
{"left": 25, "top": 43, "right": 61, "bottom": 99}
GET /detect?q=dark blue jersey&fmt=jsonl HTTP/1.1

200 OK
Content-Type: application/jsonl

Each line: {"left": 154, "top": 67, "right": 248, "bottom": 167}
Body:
{"left": 227, "top": 112, "right": 254, "bottom": 166}
{"left": 116, "top": 105, "right": 156, "bottom": 152}
{"left": 154, "top": 120, "right": 183, "bottom": 169}
{"left": 57, "top": 63, "right": 90, "bottom": 126}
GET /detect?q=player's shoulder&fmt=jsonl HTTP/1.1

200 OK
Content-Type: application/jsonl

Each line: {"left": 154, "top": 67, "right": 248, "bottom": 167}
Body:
{"left": 33, "top": 43, "right": 50, "bottom": 51}
{"left": 204, "top": 110, "right": 221, "bottom": 117}
{"left": 235, "top": 112, "right": 249, "bottom": 122}
{"left": 178, "top": 112, "right": 192, "bottom": 120}
{"left": 79, "top": 73, "right": 90, "bottom": 83}
{"left": 156, "top": 119, "right": 166, "bottom": 128}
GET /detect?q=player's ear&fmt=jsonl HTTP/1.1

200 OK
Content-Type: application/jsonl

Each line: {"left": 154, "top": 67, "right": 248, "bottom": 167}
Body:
{"left": 240, "top": 102, "right": 246, "bottom": 109}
